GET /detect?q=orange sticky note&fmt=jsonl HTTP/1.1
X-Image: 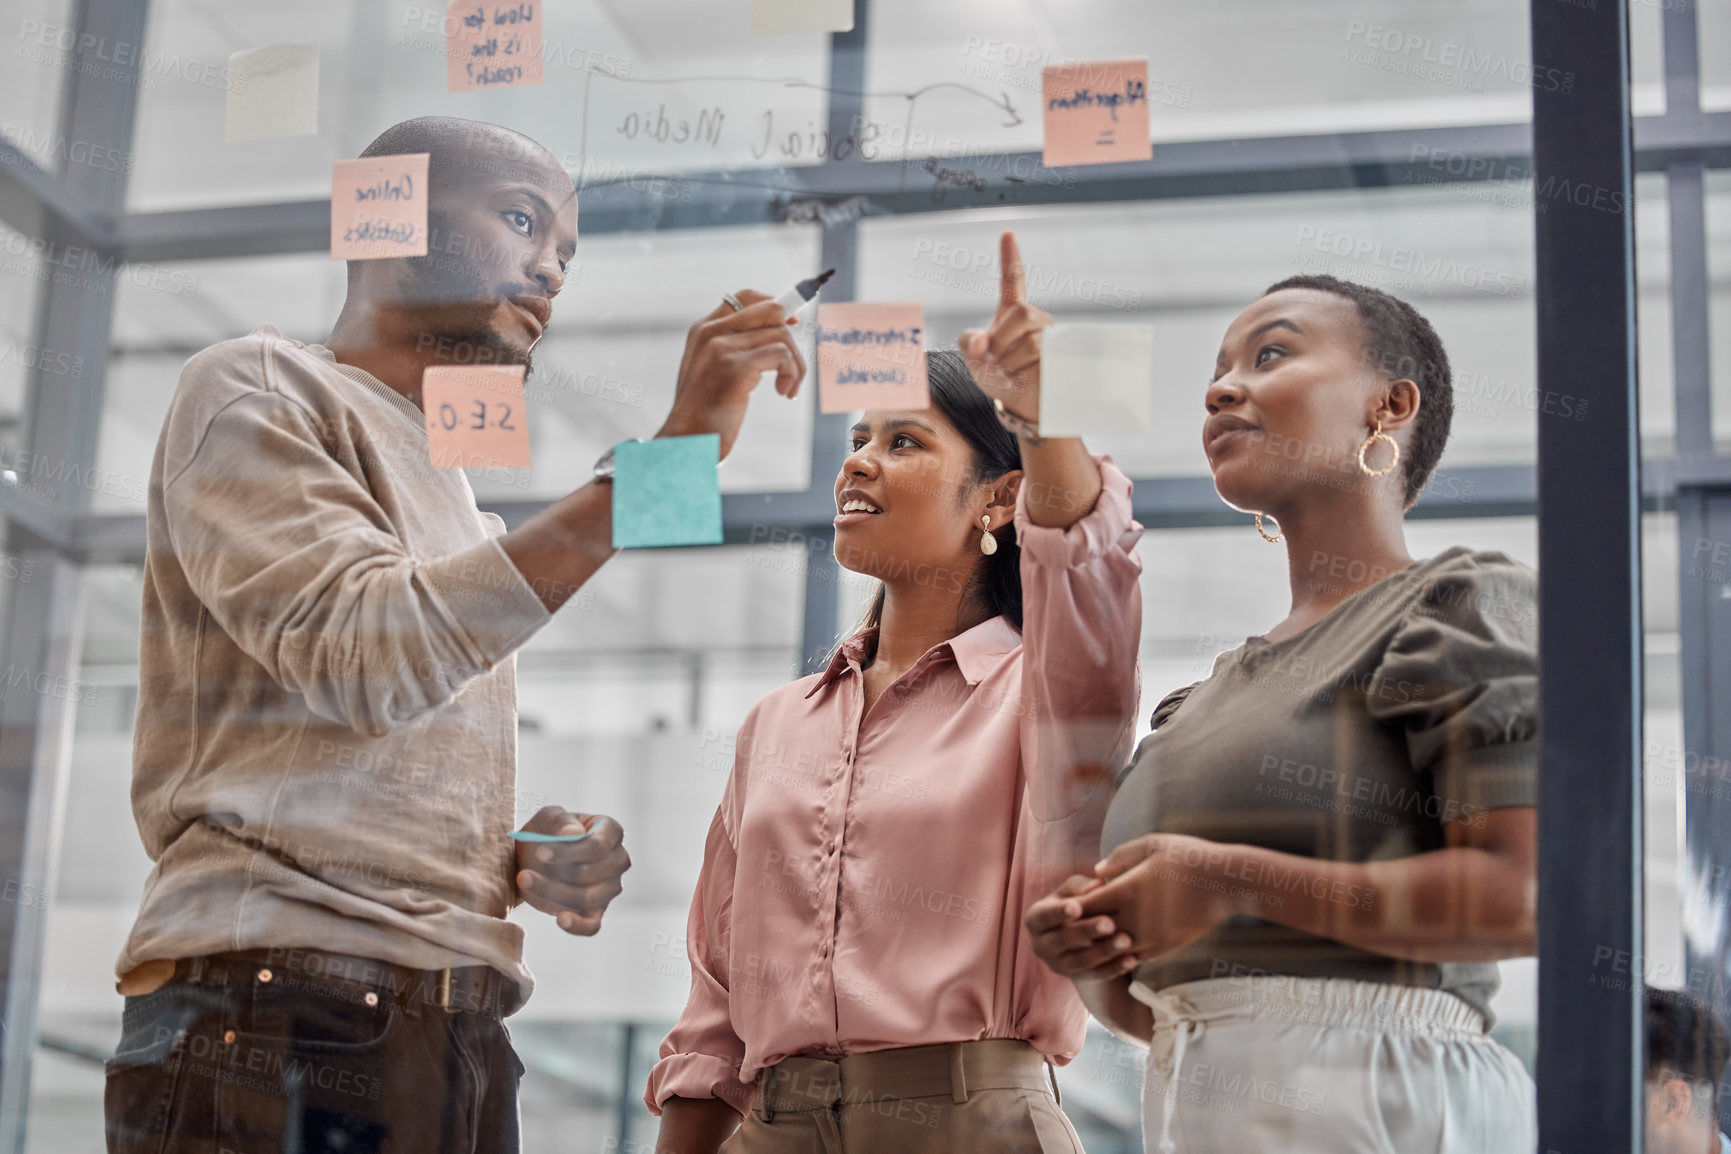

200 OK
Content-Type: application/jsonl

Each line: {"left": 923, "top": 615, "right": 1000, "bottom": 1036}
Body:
{"left": 446, "top": 1, "right": 543, "bottom": 91}
{"left": 1041, "top": 58, "right": 1153, "bottom": 167}
{"left": 423, "top": 365, "right": 531, "bottom": 469}
{"left": 816, "top": 303, "right": 928, "bottom": 414}
{"left": 330, "top": 154, "right": 428, "bottom": 260}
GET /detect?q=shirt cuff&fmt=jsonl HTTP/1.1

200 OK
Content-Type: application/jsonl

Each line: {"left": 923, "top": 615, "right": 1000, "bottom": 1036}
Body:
{"left": 1433, "top": 740, "right": 1538, "bottom": 814}
{"left": 418, "top": 536, "right": 551, "bottom": 669}
{"left": 1013, "top": 454, "right": 1139, "bottom": 571}
{"left": 646, "top": 1052, "right": 755, "bottom": 1117}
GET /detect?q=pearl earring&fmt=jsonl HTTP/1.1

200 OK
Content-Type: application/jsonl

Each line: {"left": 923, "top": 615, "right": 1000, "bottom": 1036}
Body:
{"left": 979, "top": 513, "right": 998, "bottom": 556}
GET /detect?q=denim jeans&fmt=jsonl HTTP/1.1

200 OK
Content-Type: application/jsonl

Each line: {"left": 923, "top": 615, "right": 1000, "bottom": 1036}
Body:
{"left": 104, "top": 959, "right": 523, "bottom": 1154}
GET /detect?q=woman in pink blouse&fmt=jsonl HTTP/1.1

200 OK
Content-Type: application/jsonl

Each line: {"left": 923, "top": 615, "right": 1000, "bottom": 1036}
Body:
{"left": 647, "top": 233, "right": 1144, "bottom": 1154}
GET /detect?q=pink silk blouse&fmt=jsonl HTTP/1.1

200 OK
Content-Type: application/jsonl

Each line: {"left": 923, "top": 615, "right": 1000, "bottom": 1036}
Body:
{"left": 646, "top": 457, "right": 1144, "bottom": 1115}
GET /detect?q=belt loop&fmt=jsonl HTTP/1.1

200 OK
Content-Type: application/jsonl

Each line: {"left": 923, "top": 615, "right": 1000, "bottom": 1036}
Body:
{"left": 1045, "top": 1059, "right": 1061, "bottom": 1106}
{"left": 437, "top": 968, "right": 455, "bottom": 1014}
{"left": 186, "top": 956, "right": 208, "bottom": 986}
{"left": 950, "top": 1042, "right": 968, "bottom": 1104}
{"left": 757, "top": 1067, "right": 776, "bottom": 1123}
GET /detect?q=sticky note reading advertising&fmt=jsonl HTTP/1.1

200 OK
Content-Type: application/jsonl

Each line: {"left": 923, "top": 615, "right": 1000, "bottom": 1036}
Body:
{"left": 423, "top": 364, "right": 531, "bottom": 469}
{"left": 1039, "top": 324, "right": 1155, "bottom": 437}
{"left": 816, "top": 303, "right": 928, "bottom": 414}
{"left": 225, "top": 43, "right": 320, "bottom": 143}
{"left": 612, "top": 435, "right": 723, "bottom": 549}
{"left": 751, "top": 0, "right": 853, "bottom": 34}
{"left": 446, "top": 1, "right": 543, "bottom": 91}
{"left": 331, "top": 154, "right": 429, "bottom": 260}
{"left": 1042, "top": 58, "right": 1153, "bottom": 167}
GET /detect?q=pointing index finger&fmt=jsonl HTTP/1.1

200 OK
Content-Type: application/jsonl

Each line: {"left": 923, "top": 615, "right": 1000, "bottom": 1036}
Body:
{"left": 999, "top": 231, "right": 1026, "bottom": 307}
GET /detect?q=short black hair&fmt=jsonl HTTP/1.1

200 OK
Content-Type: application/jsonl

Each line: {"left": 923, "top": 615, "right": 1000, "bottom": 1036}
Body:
{"left": 359, "top": 116, "right": 565, "bottom": 200}
{"left": 1260, "top": 274, "right": 1454, "bottom": 510}
{"left": 1647, "top": 986, "right": 1731, "bottom": 1103}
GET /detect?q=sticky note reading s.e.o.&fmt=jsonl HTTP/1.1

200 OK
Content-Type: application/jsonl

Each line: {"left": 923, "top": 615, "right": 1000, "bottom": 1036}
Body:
{"left": 446, "top": 1, "right": 543, "bottom": 91}
{"left": 612, "top": 435, "right": 723, "bottom": 549}
{"left": 1038, "top": 324, "right": 1155, "bottom": 437}
{"left": 331, "top": 154, "right": 428, "bottom": 260}
{"left": 816, "top": 303, "right": 928, "bottom": 414}
{"left": 225, "top": 43, "right": 319, "bottom": 142}
{"left": 422, "top": 364, "right": 531, "bottom": 469}
{"left": 751, "top": 0, "right": 853, "bottom": 34}
{"left": 1042, "top": 58, "right": 1153, "bottom": 168}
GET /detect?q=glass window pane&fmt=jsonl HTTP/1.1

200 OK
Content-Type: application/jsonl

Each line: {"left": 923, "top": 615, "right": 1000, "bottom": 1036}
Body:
{"left": 1703, "top": 0, "right": 1731, "bottom": 112}
{"left": 94, "top": 224, "right": 820, "bottom": 514}
{"left": 2, "top": 0, "right": 78, "bottom": 171}
{"left": 0, "top": 221, "right": 47, "bottom": 464}
{"left": 862, "top": 184, "right": 1538, "bottom": 476}
{"left": 124, "top": 0, "right": 832, "bottom": 212}
{"left": 867, "top": 0, "right": 1539, "bottom": 156}
{"left": 1711, "top": 170, "right": 1731, "bottom": 449}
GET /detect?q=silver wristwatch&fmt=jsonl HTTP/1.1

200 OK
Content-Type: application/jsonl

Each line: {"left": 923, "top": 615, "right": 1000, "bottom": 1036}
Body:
{"left": 591, "top": 439, "right": 643, "bottom": 482}
{"left": 992, "top": 398, "right": 1044, "bottom": 445}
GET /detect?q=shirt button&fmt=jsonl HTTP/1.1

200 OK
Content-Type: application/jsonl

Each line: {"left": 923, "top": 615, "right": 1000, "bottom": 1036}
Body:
{"left": 223, "top": 1030, "right": 236, "bottom": 1044}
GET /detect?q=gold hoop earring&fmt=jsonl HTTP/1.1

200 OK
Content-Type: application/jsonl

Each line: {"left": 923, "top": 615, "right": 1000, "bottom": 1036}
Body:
{"left": 1254, "top": 512, "right": 1283, "bottom": 544}
{"left": 1357, "top": 419, "right": 1400, "bottom": 478}
{"left": 979, "top": 513, "right": 998, "bottom": 556}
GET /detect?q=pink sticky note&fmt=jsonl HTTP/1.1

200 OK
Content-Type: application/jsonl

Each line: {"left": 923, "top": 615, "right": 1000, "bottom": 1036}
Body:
{"left": 446, "top": 1, "right": 543, "bottom": 91}
{"left": 817, "top": 303, "right": 928, "bottom": 414}
{"left": 423, "top": 365, "right": 531, "bottom": 469}
{"left": 330, "top": 154, "right": 429, "bottom": 260}
{"left": 1042, "top": 58, "right": 1153, "bottom": 167}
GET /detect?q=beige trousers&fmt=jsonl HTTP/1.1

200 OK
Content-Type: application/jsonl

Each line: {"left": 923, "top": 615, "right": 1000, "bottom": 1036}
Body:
{"left": 719, "top": 1040, "right": 1084, "bottom": 1154}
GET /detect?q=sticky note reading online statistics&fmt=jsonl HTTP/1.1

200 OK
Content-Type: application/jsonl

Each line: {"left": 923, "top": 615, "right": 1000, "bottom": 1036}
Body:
{"left": 331, "top": 154, "right": 428, "bottom": 260}
{"left": 1039, "top": 324, "right": 1155, "bottom": 437}
{"left": 612, "top": 435, "right": 723, "bottom": 550}
{"left": 225, "top": 43, "right": 319, "bottom": 143}
{"left": 423, "top": 365, "right": 531, "bottom": 469}
{"left": 447, "top": 1, "right": 543, "bottom": 91}
{"left": 752, "top": 0, "right": 853, "bottom": 34}
{"left": 1042, "top": 58, "right": 1153, "bottom": 167}
{"left": 816, "top": 303, "right": 928, "bottom": 414}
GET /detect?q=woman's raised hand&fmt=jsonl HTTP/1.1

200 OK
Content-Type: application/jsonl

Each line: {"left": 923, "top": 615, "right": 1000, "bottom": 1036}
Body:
{"left": 959, "top": 231, "right": 1053, "bottom": 425}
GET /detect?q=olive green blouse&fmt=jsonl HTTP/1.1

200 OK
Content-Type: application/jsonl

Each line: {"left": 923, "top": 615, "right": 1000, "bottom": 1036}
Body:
{"left": 1101, "top": 546, "right": 1539, "bottom": 1023}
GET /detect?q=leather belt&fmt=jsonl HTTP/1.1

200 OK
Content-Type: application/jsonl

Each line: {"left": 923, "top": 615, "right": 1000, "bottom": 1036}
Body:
{"left": 167, "top": 947, "right": 519, "bottom": 1017}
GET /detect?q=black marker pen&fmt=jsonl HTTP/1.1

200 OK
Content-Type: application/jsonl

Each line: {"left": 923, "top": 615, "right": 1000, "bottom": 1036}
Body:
{"left": 773, "top": 268, "right": 837, "bottom": 320}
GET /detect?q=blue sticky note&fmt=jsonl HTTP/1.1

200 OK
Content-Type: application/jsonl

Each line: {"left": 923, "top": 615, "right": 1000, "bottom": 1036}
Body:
{"left": 510, "top": 830, "right": 590, "bottom": 844}
{"left": 612, "top": 435, "right": 723, "bottom": 549}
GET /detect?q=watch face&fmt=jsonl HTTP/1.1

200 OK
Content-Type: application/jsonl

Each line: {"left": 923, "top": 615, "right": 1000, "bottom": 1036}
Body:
{"left": 593, "top": 446, "right": 617, "bottom": 479}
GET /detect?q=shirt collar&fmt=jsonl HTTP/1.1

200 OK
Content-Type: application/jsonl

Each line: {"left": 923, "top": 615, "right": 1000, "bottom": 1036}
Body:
{"left": 804, "top": 616, "right": 1020, "bottom": 699}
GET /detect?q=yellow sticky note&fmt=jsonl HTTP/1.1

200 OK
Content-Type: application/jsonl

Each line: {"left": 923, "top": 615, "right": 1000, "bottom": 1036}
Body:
{"left": 446, "top": 1, "right": 543, "bottom": 91}
{"left": 330, "top": 154, "right": 429, "bottom": 260}
{"left": 423, "top": 365, "right": 531, "bottom": 469}
{"left": 817, "top": 303, "right": 928, "bottom": 414}
{"left": 751, "top": 0, "right": 853, "bottom": 34}
{"left": 225, "top": 43, "right": 319, "bottom": 143}
{"left": 1042, "top": 58, "right": 1153, "bottom": 167}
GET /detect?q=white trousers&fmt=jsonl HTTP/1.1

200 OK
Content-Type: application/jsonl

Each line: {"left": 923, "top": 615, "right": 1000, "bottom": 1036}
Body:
{"left": 1131, "top": 976, "right": 1535, "bottom": 1154}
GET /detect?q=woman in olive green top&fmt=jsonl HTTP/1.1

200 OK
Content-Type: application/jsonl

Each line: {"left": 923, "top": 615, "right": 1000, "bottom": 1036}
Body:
{"left": 1027, "top": 275, "right": 1537, "bottom": 1153}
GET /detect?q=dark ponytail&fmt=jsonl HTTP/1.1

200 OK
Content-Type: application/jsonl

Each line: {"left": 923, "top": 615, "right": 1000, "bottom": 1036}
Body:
{"left": 854, "top": 350, "right": 1024, "bottom": 637}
